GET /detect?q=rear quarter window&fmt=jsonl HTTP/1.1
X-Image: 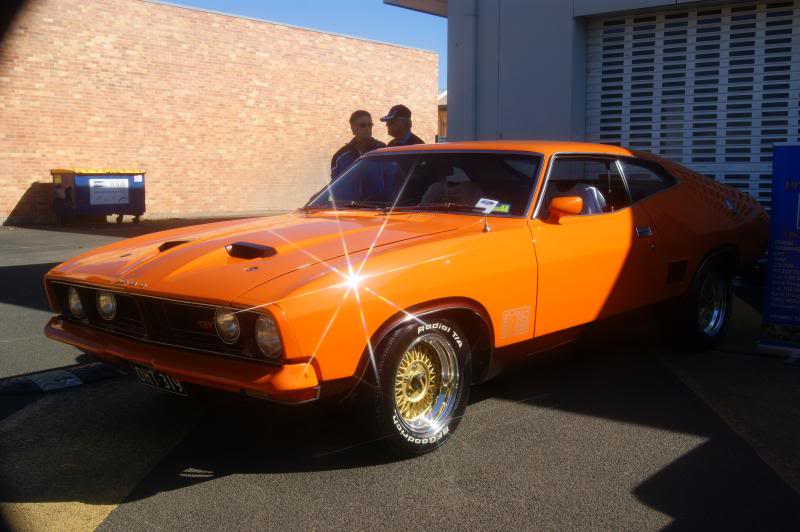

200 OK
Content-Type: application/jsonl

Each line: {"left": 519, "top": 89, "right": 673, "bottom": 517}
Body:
{"left": 619, "top": 158, "right": 677, "bottom": 202}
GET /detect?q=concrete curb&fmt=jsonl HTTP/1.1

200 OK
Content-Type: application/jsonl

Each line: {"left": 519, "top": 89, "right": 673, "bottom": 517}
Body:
{"left": 0, "top": 362, "right": 125, "bottom": 395}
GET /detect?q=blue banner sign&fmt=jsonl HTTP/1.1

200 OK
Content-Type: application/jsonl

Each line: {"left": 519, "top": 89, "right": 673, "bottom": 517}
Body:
{"left": 761, "top": 145, "right": 800, "bottom": 352}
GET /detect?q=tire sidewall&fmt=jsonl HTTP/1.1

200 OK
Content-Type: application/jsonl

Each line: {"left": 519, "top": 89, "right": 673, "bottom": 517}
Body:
{"left": 686, "top": 260, "right": 733, "bottom": 349}
{"left": 374, "top": 318, "right": 471, "bottom": 456}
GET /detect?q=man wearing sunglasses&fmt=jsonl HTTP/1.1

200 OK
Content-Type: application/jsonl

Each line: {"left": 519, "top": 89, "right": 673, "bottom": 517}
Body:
{"left": 381, "top": 104, "right": 424, "bottom": 147}
{"left": 330, "top": 110, "right": 386, "bottom": 180}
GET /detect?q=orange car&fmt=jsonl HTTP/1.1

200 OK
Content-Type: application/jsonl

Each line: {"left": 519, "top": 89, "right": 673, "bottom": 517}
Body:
{"left": 44, "top": 141, "right": 768, "bottom": 454}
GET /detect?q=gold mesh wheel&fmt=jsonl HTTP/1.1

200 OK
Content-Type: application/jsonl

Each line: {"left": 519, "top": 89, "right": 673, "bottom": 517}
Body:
{"left": 392, "top": 333, "right": 459, "bottom": 437}
{"left": 394, "top": 346, "right": 440, "bottom": 422}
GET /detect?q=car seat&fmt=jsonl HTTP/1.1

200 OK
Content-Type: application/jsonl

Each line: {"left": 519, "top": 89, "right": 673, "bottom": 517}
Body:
{"left": 566, "top": 183, "right": 608, "bottom": 214}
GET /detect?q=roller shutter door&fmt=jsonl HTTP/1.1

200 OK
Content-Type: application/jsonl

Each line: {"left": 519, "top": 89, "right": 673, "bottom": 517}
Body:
{"left": 586, "top": 1, "right": 800, "bottom": 209}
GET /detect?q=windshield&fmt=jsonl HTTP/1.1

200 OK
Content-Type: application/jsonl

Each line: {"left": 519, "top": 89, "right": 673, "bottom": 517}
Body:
{"left": 306, "top": 152, "right": 542, "bottom": 216}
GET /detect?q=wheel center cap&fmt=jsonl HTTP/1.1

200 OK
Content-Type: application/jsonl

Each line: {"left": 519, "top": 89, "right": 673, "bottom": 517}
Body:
{"left": 405, "top": 369, "right": 429, "bottom": 402}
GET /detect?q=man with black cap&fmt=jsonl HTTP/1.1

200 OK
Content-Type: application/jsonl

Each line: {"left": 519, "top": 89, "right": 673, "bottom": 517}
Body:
{"left": 330, "top": 110, "right": 386, "bottom": 181}
{"left": 380, "top": 104, "right": 425, "bottom": 147}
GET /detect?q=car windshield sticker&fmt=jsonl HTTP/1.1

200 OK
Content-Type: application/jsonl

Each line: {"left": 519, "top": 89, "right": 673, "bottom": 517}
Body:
{"left": 475, "top": 198, "right": 499, "bottom": 214}
{"left": 492, "top": 203, "right": 511, "bottom": 214}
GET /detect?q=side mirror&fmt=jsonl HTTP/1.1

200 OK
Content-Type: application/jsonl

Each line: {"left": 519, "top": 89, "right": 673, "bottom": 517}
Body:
{"left": 548, "top": 196, "right": 583, "bottom": 222}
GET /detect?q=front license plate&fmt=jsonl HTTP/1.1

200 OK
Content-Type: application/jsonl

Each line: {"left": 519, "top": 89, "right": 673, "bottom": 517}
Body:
{"left": 131, "top": 363, "right": 187, "bottom": 396}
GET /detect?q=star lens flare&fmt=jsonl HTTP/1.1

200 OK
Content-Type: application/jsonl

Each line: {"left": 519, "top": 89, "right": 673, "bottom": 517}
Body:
{"left": 345, "top": 273, "right": 363, "bottom": 291}
{"left": 260, "top": 182, "right": 461, "bottom": 382}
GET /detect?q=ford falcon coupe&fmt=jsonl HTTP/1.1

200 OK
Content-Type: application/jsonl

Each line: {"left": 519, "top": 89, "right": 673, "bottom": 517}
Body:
{"left": 44, "top": 141, "right": 768, "bottom": 455}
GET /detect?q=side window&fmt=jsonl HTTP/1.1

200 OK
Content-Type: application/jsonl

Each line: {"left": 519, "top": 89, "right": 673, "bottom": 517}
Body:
{"left": 619, "top": 159, "right": 676, "bottom": 202}
{"left": 538, "top": 157, "right": 630, "bottom": 219}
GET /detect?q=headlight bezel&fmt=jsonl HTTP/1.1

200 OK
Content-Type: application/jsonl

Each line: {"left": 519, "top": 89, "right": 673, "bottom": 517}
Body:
{"left": 96, "top": 290, "right": 117, "bottom": 321}
{"left": 67, "top": 286, "right": 86, "bottom": 320}
{"left": 254, "top": 313, "right": 284, "bottom": 362}
{"left": 214, "top": 307, "right": 241, "bottom": 344}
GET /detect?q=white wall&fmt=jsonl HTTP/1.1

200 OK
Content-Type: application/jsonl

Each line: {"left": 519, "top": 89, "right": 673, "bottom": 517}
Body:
{"left": 447, "top": 0, "right": 586, "bottom": 141}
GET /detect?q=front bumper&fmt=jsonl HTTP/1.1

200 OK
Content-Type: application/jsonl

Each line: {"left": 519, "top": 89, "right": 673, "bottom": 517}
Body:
{"left": 45, "top": 316, "right": 320, "bottom": 403}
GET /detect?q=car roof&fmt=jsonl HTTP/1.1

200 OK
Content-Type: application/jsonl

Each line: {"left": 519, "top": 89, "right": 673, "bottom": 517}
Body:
{"left": 372, "top": 140, "right": 636, "bottom": 157}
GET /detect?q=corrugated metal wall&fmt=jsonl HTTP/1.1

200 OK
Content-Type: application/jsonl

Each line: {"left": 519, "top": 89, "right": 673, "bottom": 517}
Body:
{"left": 586, "top": 1, "right": 800, "bottom": 209}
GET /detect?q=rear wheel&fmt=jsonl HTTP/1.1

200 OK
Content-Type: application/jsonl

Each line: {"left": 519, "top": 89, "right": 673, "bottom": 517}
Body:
{"left": 696, "top": 271, "right": 729, "bottom": 339}
{"left": 371, "top": 319, "right": 471, "bottom": 456}
{"left": 662, "top": 259, "right": 732, "bottom": 350}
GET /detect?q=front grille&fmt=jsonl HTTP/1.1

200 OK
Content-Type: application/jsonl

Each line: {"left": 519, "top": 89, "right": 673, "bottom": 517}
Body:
{"left": 51, "top": 282, "right": 271, "bottom": 363}
{"left": 156, "top": 300, "right": 261, "bottom": 358}
{"left": 52, "top": 283, "right": 146, "bottom": 339}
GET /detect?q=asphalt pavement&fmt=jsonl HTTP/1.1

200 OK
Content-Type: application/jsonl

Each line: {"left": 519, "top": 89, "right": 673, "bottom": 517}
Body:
{"left": 1, "top": 221, "right": 799, "bottom": 531}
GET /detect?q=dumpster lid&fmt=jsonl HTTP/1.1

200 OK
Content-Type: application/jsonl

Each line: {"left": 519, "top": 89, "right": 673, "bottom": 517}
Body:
{"left": 50, "top": 168, "right": 146, "bottom": 175}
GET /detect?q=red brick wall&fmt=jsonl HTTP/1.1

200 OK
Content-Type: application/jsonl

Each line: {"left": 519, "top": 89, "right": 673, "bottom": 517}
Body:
{"left": 0, "top": 0, "right": 438, "bottom": 224}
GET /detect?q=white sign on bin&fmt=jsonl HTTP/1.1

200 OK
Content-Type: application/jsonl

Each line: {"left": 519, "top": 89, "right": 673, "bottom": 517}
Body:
{"left": 89, "top": 178, "right": 129, "bottom": 205}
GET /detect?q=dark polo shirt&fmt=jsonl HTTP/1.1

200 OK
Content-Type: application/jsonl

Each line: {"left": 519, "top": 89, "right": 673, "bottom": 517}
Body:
{"left": 330, "top": 137, "right": 386, "bottom": 180}
{"left": 387, "top": 131, "right": 424, "bottom": 147}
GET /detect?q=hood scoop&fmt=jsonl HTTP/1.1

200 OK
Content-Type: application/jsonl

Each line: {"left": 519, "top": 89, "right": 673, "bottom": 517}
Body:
{"left": 158, "top": 240, "right": 191, "bottom": 252}
{"left": 225, "top": 241, "right": 278, "bottom": 260}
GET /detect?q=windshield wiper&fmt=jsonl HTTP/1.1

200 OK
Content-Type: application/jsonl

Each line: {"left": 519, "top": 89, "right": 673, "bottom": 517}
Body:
{"left": 393, "top": 202, "right": 483, "bottom": 213}
{"left": 301, "top": 201, "right": 391, "bottom": 214}
{"left": 334, "top": 200, "right": 392, "bottom": 213}
{"left": 298, "top": 204, "right": 330, "bottom": 213}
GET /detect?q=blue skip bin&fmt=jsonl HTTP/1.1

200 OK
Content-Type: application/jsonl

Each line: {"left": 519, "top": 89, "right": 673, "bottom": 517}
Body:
{"left": 51, "top": 168, "right": 146, "bottom": 223}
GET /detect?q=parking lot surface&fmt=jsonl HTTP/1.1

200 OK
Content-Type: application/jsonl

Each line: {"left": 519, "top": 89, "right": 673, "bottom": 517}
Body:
{"left": 1, "top": 222, "right": 799, "bottom": 531}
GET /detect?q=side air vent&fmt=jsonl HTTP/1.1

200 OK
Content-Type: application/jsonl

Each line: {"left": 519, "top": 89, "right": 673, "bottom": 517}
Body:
{"left": 225, "top": 242, "right": 277, "bottom": 260}
{"left": 158, "top": 240, "right": 190, "bottom": 252}
{"left": 666, "top": 260, "right": 689, "bottom": 285}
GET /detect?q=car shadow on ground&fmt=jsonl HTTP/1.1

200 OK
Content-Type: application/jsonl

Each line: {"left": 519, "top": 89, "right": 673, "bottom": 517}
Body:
{"left": 471, "top": 331, "right": 800, "bottom": 529}
{"left": 2, "top": 291, "right": 799, "bottom": 528}
{"left": 120, "top": 334, "right": 798, "bottom": 529}
{"left": 0, "top": 262, "right": 60, "bottom": 312}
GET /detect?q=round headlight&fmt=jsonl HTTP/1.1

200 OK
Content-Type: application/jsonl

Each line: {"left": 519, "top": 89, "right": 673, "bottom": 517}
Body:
{"left": 67, "top": 286, "right": 86, "bottom": 319}
{"left": 214, "top": 308, "right": 240, "bottom": 344}
{"left": 255, "top": 314, "right": 283, "bottom": 361}
{"left": 96, "top": 290, "right": 117, "bottom": 321}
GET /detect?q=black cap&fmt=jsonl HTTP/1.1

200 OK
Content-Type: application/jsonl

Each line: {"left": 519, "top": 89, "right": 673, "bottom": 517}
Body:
{"left": 380, "top": 104, "right": 412, "bottom": 122}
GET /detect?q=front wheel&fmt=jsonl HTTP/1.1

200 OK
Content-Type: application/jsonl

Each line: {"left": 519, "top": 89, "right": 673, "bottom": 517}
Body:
{"left": 371, "top": 319, "right": 471, "bottom": 456}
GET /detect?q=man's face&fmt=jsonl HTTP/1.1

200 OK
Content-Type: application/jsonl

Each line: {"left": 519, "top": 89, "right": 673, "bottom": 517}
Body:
{"left": 386, "top": 117, "right": 409, "bottom": 139}
{"left": 350, "top": 116, "right": 373, "bottom": 141}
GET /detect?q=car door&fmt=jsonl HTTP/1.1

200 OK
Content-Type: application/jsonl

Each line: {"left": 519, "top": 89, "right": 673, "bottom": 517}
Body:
{"left": 617, "top": 157, "right": 693, "bottom": 301}
{"left": 528, "top": 155, "right": 662, "bottom": 337}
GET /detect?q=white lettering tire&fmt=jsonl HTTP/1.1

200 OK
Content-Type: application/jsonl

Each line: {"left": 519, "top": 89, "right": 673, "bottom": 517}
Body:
{"left": 370, "top": 318, "right": 471, "bottom": 456}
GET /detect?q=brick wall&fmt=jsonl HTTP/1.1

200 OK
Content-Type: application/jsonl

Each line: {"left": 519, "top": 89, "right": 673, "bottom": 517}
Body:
{"left": 0, "top": 0, "right": 438, "bottom": 224}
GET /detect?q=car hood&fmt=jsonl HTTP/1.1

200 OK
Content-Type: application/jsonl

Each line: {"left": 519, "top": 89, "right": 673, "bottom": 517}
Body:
{"left": 50, "top": 212, "right": 460, "bottom": 304}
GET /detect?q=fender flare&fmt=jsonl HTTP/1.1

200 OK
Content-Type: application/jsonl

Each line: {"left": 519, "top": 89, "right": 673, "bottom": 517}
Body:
{"left": 353, "top": 297, "right": 495, "bottom": 386}
{"left": 691, "top": 244, "right": 739, "bottom": 285}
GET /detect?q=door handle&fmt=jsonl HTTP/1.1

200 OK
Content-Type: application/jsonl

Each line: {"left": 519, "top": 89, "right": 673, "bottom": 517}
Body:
{"left": 635, "top": 226, "right": 653, "bottom": 237}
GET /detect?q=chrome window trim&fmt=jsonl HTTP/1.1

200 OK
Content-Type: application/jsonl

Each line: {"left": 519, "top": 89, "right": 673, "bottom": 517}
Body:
{"left": 532, "top": 152, "right": 633, "bottom": 220}
{"left": 615, "top": 156, "right": 680, "bottom": 205}
{"left": 615, "top": 158, "right": 633, "bottom": 204}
